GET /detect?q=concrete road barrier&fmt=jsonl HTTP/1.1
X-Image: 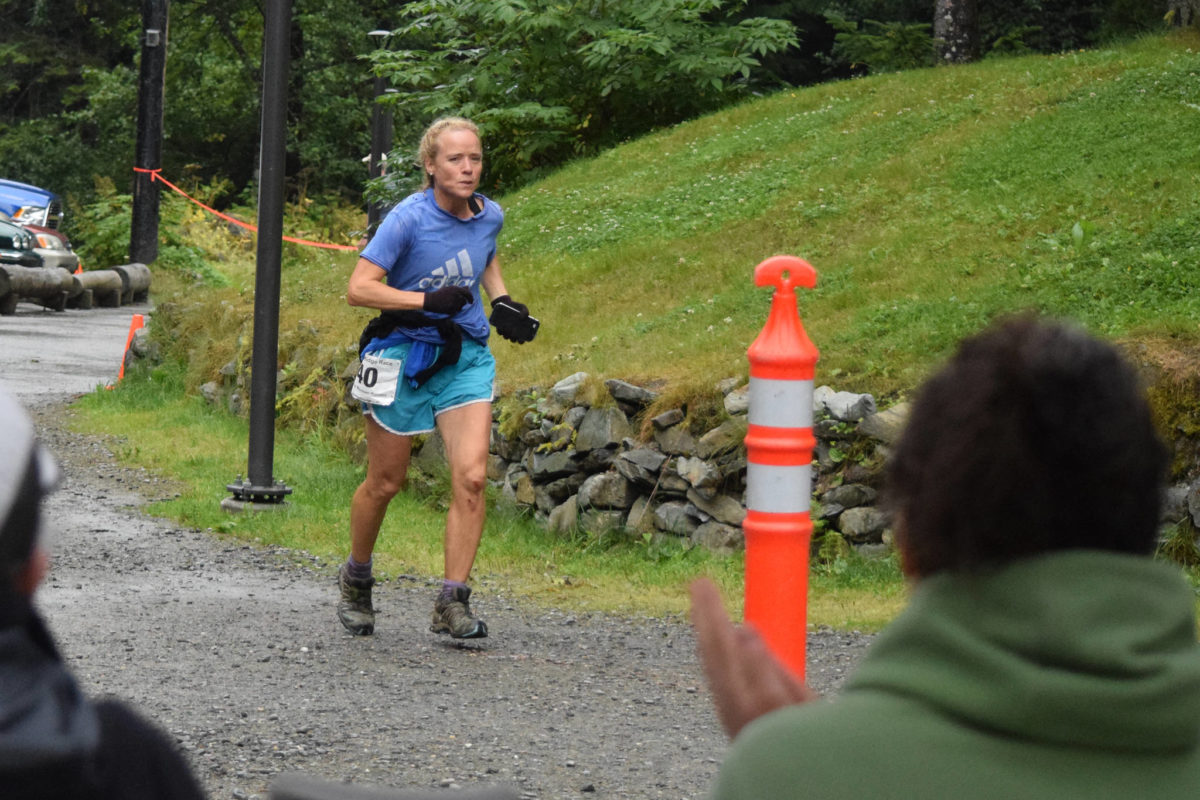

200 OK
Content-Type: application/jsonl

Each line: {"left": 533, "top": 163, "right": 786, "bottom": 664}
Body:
{"left": 112, "top": 262, "right": 153, "bottom": 304}
{"left": 0, "top": 264, "right": 75, "bottom": 314}
{"left": 69, "top": 269, "right": 125, "bottom": 309}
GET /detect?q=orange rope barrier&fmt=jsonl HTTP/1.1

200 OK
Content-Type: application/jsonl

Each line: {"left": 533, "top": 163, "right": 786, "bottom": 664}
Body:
{"left": 133, "top": 167, "right": 359, "bottom": 252}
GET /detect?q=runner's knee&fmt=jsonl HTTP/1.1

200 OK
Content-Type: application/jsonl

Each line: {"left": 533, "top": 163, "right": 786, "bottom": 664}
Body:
{"left": 364, "top": 471, "right": 407, "bottom": 500}
{"left": 452, "top": 466, "right": 487, "bottom": 502}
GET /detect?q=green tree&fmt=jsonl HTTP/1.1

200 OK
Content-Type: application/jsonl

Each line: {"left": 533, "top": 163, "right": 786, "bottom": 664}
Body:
{"left": 370, "top": 0, "right": 798, "bottom": 193}
{"left": 828, "top": 16, "right": 934, "bottom": 72}
{"left": 161, "top": 0, "right": 402, "bottom": 204}
{"left": 1, "top": 1, "right": 403, "bottom": 212}
{"left": 0, "top": 1, "right": 140, "bottom": 210}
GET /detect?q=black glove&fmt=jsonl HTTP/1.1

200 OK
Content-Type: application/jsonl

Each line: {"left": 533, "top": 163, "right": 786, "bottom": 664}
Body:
{"left": 490, "top": 295, "right": 538, "bottom": 344}
{"left": 423, "top": 286, "right": 473, "bottom": 316}
{"left": 491, "top": 295, "right": 527, "bottom": 316}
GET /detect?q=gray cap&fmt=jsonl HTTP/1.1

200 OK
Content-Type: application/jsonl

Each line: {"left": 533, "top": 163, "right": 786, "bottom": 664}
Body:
{"left": 0, "top": 384, "right": 60, "bottom": 566}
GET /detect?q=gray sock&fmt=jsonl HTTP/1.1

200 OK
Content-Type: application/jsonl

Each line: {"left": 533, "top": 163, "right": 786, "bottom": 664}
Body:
{"left": 439, "top": 579, "right": 468, "bottom": 599}
{"left": 345, "top": 556, "right": 372, "bottom": 581}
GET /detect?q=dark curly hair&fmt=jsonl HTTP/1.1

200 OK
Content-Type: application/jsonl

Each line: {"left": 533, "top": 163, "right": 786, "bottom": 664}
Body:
{"left": 885, "top": 315, "right": 1166, "bottom": 577}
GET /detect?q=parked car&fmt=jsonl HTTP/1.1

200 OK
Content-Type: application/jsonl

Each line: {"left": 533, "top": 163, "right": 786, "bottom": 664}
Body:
{"left": 0, "top": 217, "right": 43, "bottom": 268}
{"left": 28, "top": 226, "right": 80, "bottom": 272}
{"left": 0, "top": 210, "right": 81, "bottom": 272}
{"left": 0, "top": 178, "right": 64, "bottom": 229}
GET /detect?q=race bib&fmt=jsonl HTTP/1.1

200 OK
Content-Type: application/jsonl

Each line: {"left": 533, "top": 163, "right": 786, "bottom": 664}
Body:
{"left": 351, "top": 352, "right": 403, "bottom": 405}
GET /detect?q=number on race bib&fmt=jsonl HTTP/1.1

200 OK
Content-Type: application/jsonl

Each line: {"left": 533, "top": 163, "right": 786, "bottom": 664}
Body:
{"left": 358, "top": 363, "right": 378, "bottom": 387}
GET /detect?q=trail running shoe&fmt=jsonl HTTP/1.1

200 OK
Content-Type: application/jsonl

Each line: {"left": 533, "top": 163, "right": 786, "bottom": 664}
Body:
{"left": 337, "top": 564, "right": 376, "bottom": 636}
{"left": 430, "top": 585, "right": 488, "bottom": 639}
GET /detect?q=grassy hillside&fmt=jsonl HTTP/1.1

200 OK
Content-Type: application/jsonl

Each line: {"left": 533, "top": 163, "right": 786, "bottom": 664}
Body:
{"left": 152, "top": 31, "right": 1200, "bottom": 413}
{"left": 490, "top": 31, "right": 1200, "bottom": 403}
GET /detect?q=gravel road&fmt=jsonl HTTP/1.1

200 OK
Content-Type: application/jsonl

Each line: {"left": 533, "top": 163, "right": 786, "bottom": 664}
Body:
{"left": 9, "top": 301, "right": 872, "bottom": 800}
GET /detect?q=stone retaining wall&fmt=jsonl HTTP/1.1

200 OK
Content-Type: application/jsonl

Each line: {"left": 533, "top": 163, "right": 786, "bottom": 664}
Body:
{"left": 429, "top": 371, "right": 907, "bottom": 558}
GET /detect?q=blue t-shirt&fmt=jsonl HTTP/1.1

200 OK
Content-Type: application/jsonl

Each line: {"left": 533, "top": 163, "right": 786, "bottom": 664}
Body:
{"left": 360, "top": 188, "right": 503, "bottom": 345}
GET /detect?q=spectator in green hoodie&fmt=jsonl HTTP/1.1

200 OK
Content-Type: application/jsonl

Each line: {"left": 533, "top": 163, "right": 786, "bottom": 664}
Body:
{"left": 692, "top": 315, "right": 1200, "bottom": 799}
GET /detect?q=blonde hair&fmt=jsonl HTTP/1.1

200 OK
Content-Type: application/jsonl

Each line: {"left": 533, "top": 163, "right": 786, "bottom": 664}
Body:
{"left": 418, "top": 117, "right": 481, "bottom": 190}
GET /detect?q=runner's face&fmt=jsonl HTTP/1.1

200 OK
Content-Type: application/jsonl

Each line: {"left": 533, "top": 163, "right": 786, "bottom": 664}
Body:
{"left": 427, "top": 129, "right": 483, "bottom": 204}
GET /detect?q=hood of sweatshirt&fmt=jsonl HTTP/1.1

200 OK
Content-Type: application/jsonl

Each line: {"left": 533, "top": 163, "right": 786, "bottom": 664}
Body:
{"left": 0, "top": 592, "right": 99, "bottom": 770}
{"left": 848, "top": 550, "right": 1200, "bottom": 753}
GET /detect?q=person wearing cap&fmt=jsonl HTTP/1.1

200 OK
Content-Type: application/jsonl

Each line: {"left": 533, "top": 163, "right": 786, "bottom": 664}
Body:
{"left": 692, "top": 316, "right": 1200, "bottom": 799}
{"left": 0, "top": 386, "right": 206, "bottom": 800}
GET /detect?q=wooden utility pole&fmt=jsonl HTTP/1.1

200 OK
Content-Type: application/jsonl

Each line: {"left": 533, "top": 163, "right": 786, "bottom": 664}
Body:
{"left": 130, "top": 0, "right": 168, "bottom": 264}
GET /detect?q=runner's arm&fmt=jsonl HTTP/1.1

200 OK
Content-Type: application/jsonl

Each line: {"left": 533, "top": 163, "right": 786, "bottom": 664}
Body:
{"left": 347, "top": 257, "right": 427, "bottom": 311}
{"left": 480, "top": 256, "right": 508, "bottom": 303}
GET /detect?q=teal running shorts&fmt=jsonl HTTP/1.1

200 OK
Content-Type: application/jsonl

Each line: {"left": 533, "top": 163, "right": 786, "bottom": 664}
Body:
{"left": 364, "top": 338, "right": 495, "bottom": 436}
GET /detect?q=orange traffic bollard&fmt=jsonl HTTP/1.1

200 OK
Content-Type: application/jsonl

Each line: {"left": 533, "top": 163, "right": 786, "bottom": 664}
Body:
{"left": 743, "top": 255, "right": 819, "bottom": 679}
{"left": 117, "top": 313, "right": 146, "bottom": 382}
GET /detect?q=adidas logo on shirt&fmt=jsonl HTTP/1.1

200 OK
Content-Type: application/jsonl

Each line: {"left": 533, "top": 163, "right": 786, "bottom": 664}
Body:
{"left": 417, "top": 249, "right": 476, "bottom": 290}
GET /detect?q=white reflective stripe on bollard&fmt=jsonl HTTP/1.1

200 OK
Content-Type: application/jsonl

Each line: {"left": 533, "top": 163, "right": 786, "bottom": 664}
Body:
{"left": 745, "top": 462, "right": 812, "bottom": 514}
{"left": 748, "top": 377, "right": 814, "bottom": 429}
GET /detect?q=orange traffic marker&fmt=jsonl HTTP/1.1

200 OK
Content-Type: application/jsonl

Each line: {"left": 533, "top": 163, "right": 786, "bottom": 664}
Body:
{"left": 117, "top": 313, "right": 146, "bottom": 382}
{"left": 743, "top": 255, "right": 819, "bottom": 679}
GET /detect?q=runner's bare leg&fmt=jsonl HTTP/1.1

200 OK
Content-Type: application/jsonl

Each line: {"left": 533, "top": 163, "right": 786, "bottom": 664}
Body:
{"left": 436, "top": 401, "right": 492, "bottom": 582}
{"left": 349, "top": 414, "right": 413, "bottom": 564}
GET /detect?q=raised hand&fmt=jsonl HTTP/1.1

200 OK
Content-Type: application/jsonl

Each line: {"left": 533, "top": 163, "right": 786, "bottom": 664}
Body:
{"left": 689, "top": 577, "right": 818, "bottom": 739}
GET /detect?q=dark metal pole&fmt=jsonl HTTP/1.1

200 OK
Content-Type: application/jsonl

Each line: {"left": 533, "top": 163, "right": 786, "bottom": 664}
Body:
{"left": 366, "top": 74, "right": 393, "bottom": 237}
{"left": 366, "top": 29, "right": 393, "bottom": 239}
{"left": 130, "top": 0, "right": 168, "bottom": 265}
{"left": 225, "top": 0, "right": 293, "bottom": 507}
